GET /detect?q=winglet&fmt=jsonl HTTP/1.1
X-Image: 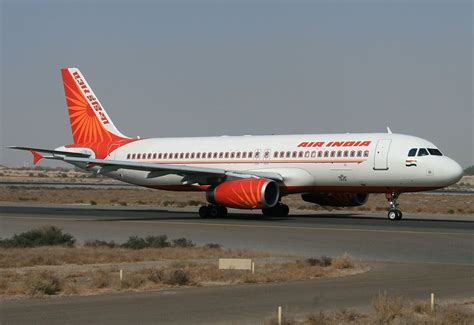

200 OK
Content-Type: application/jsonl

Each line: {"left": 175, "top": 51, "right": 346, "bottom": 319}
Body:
{"left": 30, "top": 150, "right": 43, "bottom": 165}
{"left": 386, "top": 126, "right": 393, "bottom": 134}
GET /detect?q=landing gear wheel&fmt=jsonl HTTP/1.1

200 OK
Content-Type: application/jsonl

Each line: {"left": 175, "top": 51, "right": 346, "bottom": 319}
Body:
{"left": 199, "top": 205, "right": 210, "bottom": 218}
{"left": 388, "top": 209, "right": 402, "bottom": 221}
{"left": 204, "top": 205, "right": 228, "bottom": 218}
{"left": 385, "top": 192, "right": 403, "bottom": 221}
{"left": 261, "top": 203, "right": 290, "bottom": 218}
{"left": 209, "top": 206, "right": 220, "bottom": 218}
{"left": 218, "top": 206, "right": 228, "bottom": 218}
{"left": 280, "top": 204, "right": 290, "bottom": 217}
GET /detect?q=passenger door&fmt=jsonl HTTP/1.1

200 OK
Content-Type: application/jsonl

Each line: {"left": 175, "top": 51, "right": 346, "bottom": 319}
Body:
{"left": 373, "top": 139, "right": 391, "bottom": 170}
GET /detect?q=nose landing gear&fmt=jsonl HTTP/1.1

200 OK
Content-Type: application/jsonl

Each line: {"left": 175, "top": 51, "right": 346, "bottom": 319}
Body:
{"left": 386, "top": 192, "right": 402, "bottom": 220}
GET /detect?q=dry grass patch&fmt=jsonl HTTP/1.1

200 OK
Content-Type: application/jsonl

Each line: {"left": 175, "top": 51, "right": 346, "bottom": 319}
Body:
{"left": 0, "top": 250, "right": 363, "bottom": 298}
{"left": 268, "top": 297, "right": 473, "bottom": 324}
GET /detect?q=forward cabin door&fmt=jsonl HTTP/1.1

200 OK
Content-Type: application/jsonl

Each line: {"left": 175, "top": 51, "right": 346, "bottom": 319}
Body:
{"left": 373, "top": 139, "right": 391, "bottom": 170}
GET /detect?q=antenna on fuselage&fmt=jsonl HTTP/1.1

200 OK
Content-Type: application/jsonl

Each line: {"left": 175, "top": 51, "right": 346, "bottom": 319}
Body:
{"left": 386, "top": 126, "right": 393, "bottom": 134}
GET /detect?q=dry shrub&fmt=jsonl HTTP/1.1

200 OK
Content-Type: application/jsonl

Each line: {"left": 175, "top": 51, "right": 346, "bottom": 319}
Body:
{"left": 91, "top": 270, "right": 111, "bottom": 288}
{"left": 438, "top": 304, "right": 473, "bottom": 325}
{"left": 306, "top": 311, "right": 330, "bottom": 325}
{"left": 120, "top": 272, "right": 147, "bottom": 289}
{"left": 331, "top": 253, "right": 354, "bottom": 269}
{"left": 145, "top": 269, "right": 164, "bottom": 283}
{"left": 24, "top": 271, "right": 61, "bottom": 296}
{"left": 306, "top": 255, "right": 332, "bottom": 267}
{"left": 164, "top": 269, "right": 190, "bottom": 286}
{"left": 372, "top": 292, "right": 404, "bottom": 323}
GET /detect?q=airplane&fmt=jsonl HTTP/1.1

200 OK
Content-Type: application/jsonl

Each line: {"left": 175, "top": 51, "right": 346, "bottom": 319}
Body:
{"left": 10, "top": 68, "right": 464, "bottom": 220}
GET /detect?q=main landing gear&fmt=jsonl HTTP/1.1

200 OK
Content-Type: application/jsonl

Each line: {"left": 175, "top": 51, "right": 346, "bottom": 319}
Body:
{"left": 199, "top": 205, "right": 228, "bottom": 218}
{"left": 386, "top": 192, "right": 402, "bottom": 221}
{"left": 262, "top": 203, "right": 290, "bottom": 218}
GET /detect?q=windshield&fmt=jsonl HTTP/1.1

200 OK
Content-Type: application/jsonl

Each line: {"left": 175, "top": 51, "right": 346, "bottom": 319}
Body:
{"left": 427, "top": 148, "right": 443, "bottom": 156}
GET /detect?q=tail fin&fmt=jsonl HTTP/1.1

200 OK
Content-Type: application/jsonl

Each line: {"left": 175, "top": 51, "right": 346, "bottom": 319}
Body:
{"left": 61, "top": 68, "right": 129, "bottom": 144}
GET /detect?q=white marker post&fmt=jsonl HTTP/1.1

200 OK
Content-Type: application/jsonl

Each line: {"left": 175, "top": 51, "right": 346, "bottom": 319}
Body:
{"left": 431, "top": 293, "right": 435, "bottom": 311}
{"left": 251, "top": 261, "right": 255, "bottom": 274}
{"left": 277, "top": 306, "right": 282, "bottom": 325}
{"left": 120, "top": 269, "right": 123, "bottom": 281}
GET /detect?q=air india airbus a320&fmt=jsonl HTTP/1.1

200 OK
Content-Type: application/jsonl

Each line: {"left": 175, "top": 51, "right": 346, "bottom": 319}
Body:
{"left": 10, "top": 68, "right": 464, "bottom": 220}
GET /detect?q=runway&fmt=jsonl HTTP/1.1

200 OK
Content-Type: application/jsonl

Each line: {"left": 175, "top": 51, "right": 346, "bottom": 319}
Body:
{"left": 0, "top": 204, "right": 473, "bottom": 323}
{"left": 1, "top": 204, "right": 473, "bottom": 264}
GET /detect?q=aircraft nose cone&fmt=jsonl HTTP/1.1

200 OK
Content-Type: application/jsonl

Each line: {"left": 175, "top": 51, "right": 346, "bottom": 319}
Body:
{"left": 443, "top": 158, "right": 463, "bottom": 185}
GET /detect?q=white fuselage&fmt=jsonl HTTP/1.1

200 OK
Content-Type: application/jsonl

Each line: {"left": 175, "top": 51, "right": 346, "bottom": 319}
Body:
{"left": 63, "top": 132, "right": 463, "bottom": 194}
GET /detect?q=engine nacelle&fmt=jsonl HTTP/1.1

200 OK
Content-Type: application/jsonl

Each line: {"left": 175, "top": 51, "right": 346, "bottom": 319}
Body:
{"left": 301, "top": 192, "right": 369, "bottom": 207}
{"left": 206, "top": 179, "right": 279, "bottom": 209}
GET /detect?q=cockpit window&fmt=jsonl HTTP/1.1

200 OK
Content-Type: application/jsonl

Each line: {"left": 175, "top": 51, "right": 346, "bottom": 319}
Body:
{"left": 428, "top": 148, "right": 443, "bottom": 156}
{"left": 408, "top": 148, "right": 417, "bottom": 157}
{"left": 417, "top": 148, "right": 429, "bottom": 156}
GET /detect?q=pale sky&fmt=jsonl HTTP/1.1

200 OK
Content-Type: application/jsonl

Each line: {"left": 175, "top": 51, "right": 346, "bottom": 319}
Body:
{"left": 1, "top": 0, "right": 472, "bottom": 168}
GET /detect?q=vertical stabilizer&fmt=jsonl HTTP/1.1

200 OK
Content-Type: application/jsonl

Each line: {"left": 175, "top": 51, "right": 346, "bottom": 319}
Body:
{"left": 61, "top": 68, "right": 129, "bottom": 144}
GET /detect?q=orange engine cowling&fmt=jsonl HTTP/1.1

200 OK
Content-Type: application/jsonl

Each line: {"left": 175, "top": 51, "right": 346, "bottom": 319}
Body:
{"left": 206, "top": 179, "right": 280, "bottom": 209}
{"left": 301, "top": 192, "right": 369, "bottom": 207}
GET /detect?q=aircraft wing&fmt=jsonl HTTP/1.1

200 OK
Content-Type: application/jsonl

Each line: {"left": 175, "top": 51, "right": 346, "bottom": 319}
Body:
{"left": 9, "top": 146, "right": 283, "bottom": 184}
{"left": 62, "top": 156, "right": 284, "bottom": 185}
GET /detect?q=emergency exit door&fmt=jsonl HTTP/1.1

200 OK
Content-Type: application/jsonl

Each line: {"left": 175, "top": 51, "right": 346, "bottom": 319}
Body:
{"left": 373, "top": 139, "right": 391, "bottom": 170}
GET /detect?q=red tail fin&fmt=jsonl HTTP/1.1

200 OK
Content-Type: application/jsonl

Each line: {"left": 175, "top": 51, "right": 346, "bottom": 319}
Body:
{"left": 61, "top": 68, "right": 129, "bottom": 144}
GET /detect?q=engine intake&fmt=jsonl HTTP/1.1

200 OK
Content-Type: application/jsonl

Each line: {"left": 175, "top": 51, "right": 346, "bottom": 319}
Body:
{"left": 206, "top": 179, "right": 279, "bottom": 209}
{"left": 301, "top": 192, "right": 369, "bottom": 207}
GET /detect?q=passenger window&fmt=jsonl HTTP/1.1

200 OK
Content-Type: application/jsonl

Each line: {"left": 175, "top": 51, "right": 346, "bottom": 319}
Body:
{"left": 153, "top": 153, "right": 157, "bottom": 159}
{"left": 357, "top": 150, "right": 362, "bottom": 157}
{"left": 127, "top": 154, "right": 131, "bottom": 160}
{"left": 175, "top": 153, "right": 179, "bottom": 159}
{"left": 242, "top": 152, "right": 247, "bottom": 159}
{"left": 248, "top": 152, "right": 253, "bottom": 158}
{"left": 330, "top": 151, "right": 335, "bottom": 158}
{"left": 408, "top": 148, "right": 417, "bottom": 157}
{"left": 137, "top": 154, "right": 141, "bottom": 159}
{"left": 180, "top": 153, "right": 184, "bottom": 159}
{"left": 273, "top": 152, "right": 278, "bottom": 158}
{"left": 280, "top": 151, "right": 285, "bottom": 158}
{"left": 219, "top": 152, "right": 224, "bottom": 159}
{"left": 225, "top": 152, "right": 229, "bottom": 159}
{"left": 428, "top": 148, "right": 443, "bottom": 156}
{"left": 190, "top": 153, "right": 195, "bottom": 159}
{"left": 298, "top": 151, "right": 303, "bottom": 158}
{"left": 185, "top": 153, "right": 190, "bottom": 159}
{"left": 236, "top": 152, "right": 241, "bottom": 159}
{"left": 158, "top": 153, "right": 162, "bottom": 159}
{"left": 286, "top": 151, "right": 291, "bottom": 158}
{"left": 364, "top": 150, "right": 369, "bottom": 157}
{"left": 418, "top": 148, "right": 429, "bottom": 156}
{"left": 318, "top": 151, "right": 323, "bottom": 158}
{"left": 200, "top": 153, "right": 204, "bottom": 159}
{"left": 337, "top": 151, "right": 342, "bottom": 157}
{"left": 292, "top": 151, "right": 297, "bottom": 158}
{"left": 311, "top": 151, "right": 316, "bottom": 158}
{"left": 162, "top": 153, "right": 167, "bottom": 159}
{"left": 350, "top": 151, "right": 355, "bottom": 157}
{"left": 213, "top": 152, "right": 218, "bottom": 159}
{"left": 148, "top": 153, "right": 152, "bottom": 159}
{"left": 231, "top": 152, "right": 235, "bottom": 159}
{"left": 343, "top": 151, "right": 349, "bottom": 157}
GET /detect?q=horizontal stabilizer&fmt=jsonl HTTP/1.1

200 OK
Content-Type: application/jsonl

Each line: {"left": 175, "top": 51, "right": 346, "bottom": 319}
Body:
{"left": 8, "top": 146, "right": 91, "bottom": 158}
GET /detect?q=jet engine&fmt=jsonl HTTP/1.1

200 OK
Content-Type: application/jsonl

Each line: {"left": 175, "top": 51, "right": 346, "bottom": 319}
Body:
{"left": 206, "top": 179, "right": 279, "bottom": 209}
{"left": 301, "top": 192, "right": 369, "bottom": 207}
